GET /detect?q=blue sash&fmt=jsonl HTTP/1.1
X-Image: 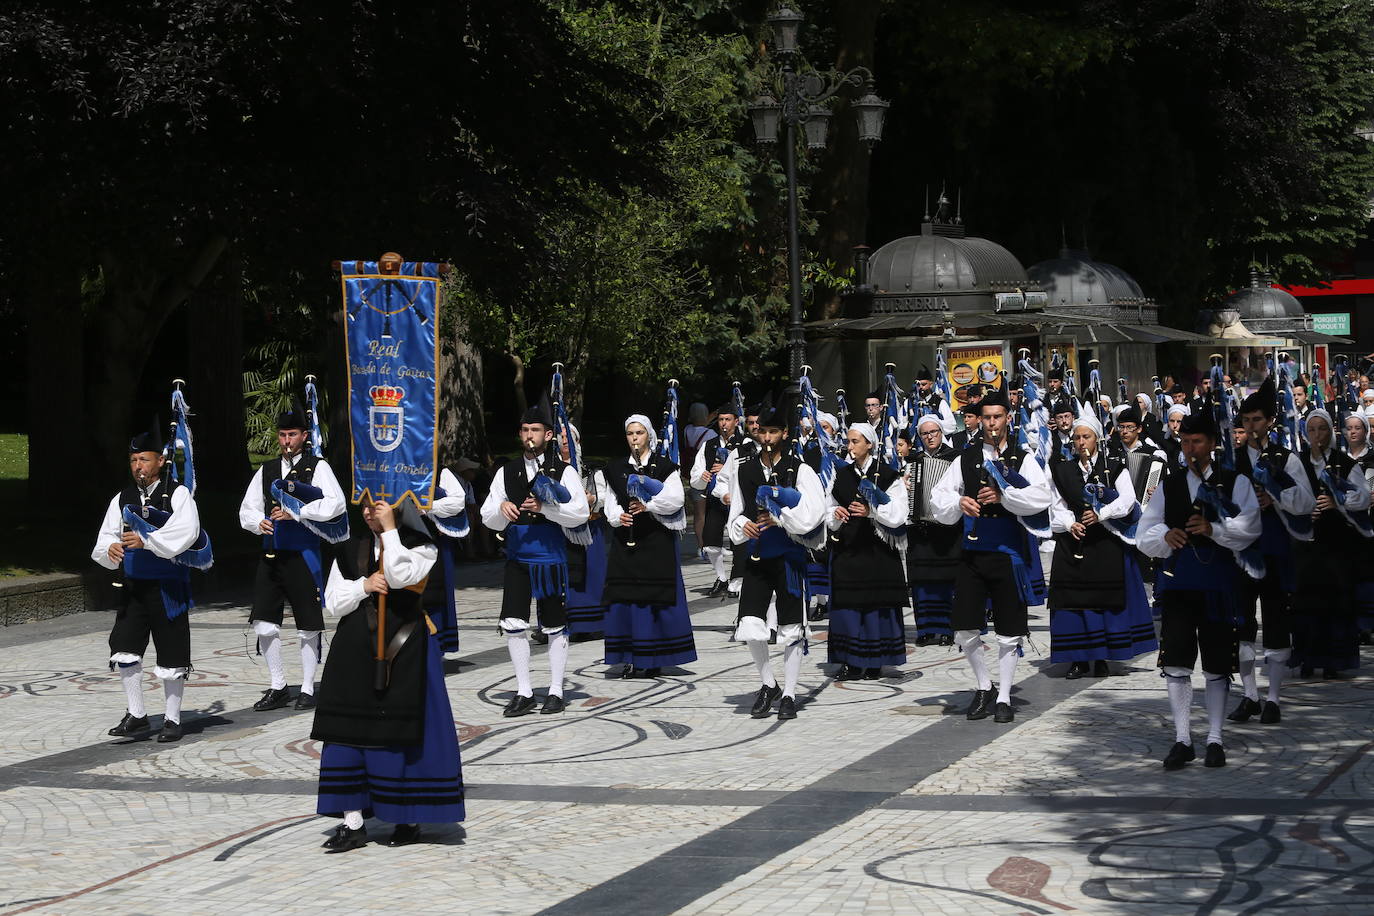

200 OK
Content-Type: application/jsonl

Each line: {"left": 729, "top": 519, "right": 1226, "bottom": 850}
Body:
{"left": 505, "top": 522, "right": 568, "bottom": 600}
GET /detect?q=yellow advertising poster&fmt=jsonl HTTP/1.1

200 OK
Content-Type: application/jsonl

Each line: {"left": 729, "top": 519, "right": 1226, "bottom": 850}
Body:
{"left": 945, "top": 342, "right": 1006, "bottom": 407}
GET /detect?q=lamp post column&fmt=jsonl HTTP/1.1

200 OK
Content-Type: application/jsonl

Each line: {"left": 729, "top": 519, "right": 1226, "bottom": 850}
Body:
{"left": 783, "top": 97, "right": 805, "bottom": 381}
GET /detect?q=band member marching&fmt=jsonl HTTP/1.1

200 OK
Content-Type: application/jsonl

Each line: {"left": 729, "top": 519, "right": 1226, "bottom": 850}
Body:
{"left": 238, "top": 400, "right": 348, "bottom": 711}
{"left": 92, "top": 411, "right": 213, "bottom": 743}
{"left": 906, "top": 415, "right": 961, "bottom": 646}
{"left": 1138, "top": 411, "right": 1260, "bottom": 770}
{"left": 825, "top": 422, "right": 909, "bottom": 680}
{"left": 930, "top": 388, "right": 1053, "bottom": 724}
{"left": 727, "top": 399, "right": 825, "bottom": 721}
{"left": 601, "top": 414, "right": 698, "bottom": 677}
{"left": 312, "top": 499, "right": 464, "bottom": 852}
{"left": 690, "top": 396, "right": 744, "bottom": 597}
{"left": 480, "top": 405, "right": 591, "bottom": 717}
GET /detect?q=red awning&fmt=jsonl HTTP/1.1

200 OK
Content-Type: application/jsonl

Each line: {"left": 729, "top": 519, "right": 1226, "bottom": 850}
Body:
{"left": 1278, "top": 279, "right": 1374, "bottom": 297}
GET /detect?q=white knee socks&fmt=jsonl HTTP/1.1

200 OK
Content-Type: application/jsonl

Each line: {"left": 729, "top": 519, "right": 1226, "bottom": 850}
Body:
{"left": 705, "top": 546, "right": 728, "bottom": 580}
{"left": 956, "top": 630, "right": 992, "bottom": 691}
{"left": 1204, "top": 674, "right": 1229, "bottom": 746}
{"left": 162, "top": 676, "right": 185, "bottom": 725}
{"left": 747, "top": 640, "right": 776, "bottom": 688}
{"left": 118, "top": 662, "right": 146, "bottom": 718}
{"left": 782, "top": 640, "right": 803, "bottom": 699}
{"left": 253, "top": 622, "right": 286, "bottom": 690}
{"left": 547, "top": 630, "right": 569, "bottom": 697}
{"left": 1164, "top": 668, "right": 1193, "bottom": 744}
{"left": 1237, "top": 641, "right": 1258, "bottom": 701}
{"left": 299, "top": 631, "right": 322, "bottom": 696}
{"left": 507, "top": 634, "right": 533, "bottom": 697}
{"left": 1266, "top": 648, "right": 1290, "bottom": 704}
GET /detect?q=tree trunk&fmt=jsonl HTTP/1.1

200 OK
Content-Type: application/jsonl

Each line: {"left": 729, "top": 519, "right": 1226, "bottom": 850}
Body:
{"left": 438, "top": 309, "right": 488, "bottom": 466}
{"left": 814, "top": 0, "right": 881, "bottom": 320}
{"left": 25, "top": 269, "right": 90, "bottom": 508}
{"left": 187, "top": 246, "right": 250, "bottom": 487}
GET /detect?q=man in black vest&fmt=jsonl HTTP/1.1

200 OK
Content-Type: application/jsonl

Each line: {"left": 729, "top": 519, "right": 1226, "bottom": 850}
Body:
{"left": 238, "top": 405, "right": 347, "bottom": 712}
{"left": 727, "top": 401, "right": 826, "bottom": 720}
{"left": 930, "top": 388, "right": 1053, "bottom": 724}
{"left": 949, "top": 402, "right": 983, "bottom": 451}
{"left": 92, "top": 425, "right": 208, "bottom": 743}
{"left": 1229, "top": 377, "right": 1314, "bottom": 725}
{"left": 480, "top": 406, "right": 591, "bottom": 717}
{"left": 914, "top": 366, "right": 957, "bottom": 435}
{"left": 690, "top": 402, "right": 744, "bottom": 596}
{"left": 1138, "top": 412, "right": 1261, "bottom": 770}
{"left": 906, "top": 414, "right": 961, "bottom": 646}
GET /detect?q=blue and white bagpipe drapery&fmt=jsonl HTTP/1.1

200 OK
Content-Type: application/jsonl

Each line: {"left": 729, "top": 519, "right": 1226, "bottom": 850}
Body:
{"left": 731, "top": 380, "right": 747, "bottom": 424}
{"left": 799, "top": 373, "right": 838, "bottom": 489}
{"left": 1192, "top": 472, "right": 1267, "bottom": 579}
{"left": 168, "top": 384, "right": 197, "bottom": 495}
{"left": 934, "top": 347, "right": 954, "bottom": 406}
{"left": 659, "top": 380, "right": 680, "bottom": 466}
{"left": 982, "top": 459, "right": 1053, "bottom": 540}
{"left": 881, "top": 366, "right": 907, "bottom": 471}
{"left": 856, "top": 476, "right": 906, "bottom": 551}
{"left": 121, "top": 477, "right": 214, "bottom": 622}
{"left": 1319, "top": 464, "right": 1374, "bottom": 537}
{"left": 1016, "top": 356, "right": 1052, "bottom": 467}
{"left": 834, "top": 387, "right": 851, "bottom": 434}
{"left": 1276, "top": 355, "right": 1302, "bottom": 447}
{"left": 339, "top": 259, "right": 442, "bottom": 509}
{"left": 1153, "top": 375, "right": 1169, "bottom": 422}
{"left": 549, "top": 365, "right": 592, "bottom": 545}
{"left": 305, "top": 376, "right": 325, "bottom": 458}
{"left": 1251, "top": 452, "right": 1314, "bottom": 540}
{"left": 1081, "top": 481, "right": 1140, "bottom": 546}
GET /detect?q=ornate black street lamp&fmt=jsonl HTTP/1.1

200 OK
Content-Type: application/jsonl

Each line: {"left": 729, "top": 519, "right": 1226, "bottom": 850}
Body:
{"left": 748, "top": 6, "right": 889, "bottom": 380}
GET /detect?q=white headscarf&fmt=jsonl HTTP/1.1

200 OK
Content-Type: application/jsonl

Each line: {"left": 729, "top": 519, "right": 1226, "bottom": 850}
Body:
{"left": 1305, "top": 408, "right": 1334, "bottom": 447}
{"left": 849, "top": 421, "right": 880, "bottom": 451}
{"left": 1166, "top": 403, "right": 1190, "bottom": 420}
{"left": 817, "top": 411, "right": 839, "bottom": 433}
{"left": 916, "top": 413, "right": 943, "bottom": 432}
{"left": 624, "top": 414, "right": 658, "bottom": 459}
{"left": 1346, "top": 409, "right": 1370, "bottom": 441}
{"left": 1072, "top": 412, "right": 1104, "bottom": 440}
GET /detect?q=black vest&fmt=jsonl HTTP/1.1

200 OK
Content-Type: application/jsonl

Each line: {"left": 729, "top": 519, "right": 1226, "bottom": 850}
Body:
{"left": 311, "top": 531, "right": 432, "bottom": 749}
{"left": 1161, "top": 466, "right": 1238, "bottom": 536}
{"left": 120, "top": 477, "right": 180, "bottom": 517}
{"left": 736, "top": 450, "right": 803, "bottom": 513}
{"left": 502, "top": 452, "right": 571, "bottom": 528}
{"left": 1047, "top": 451, "right": 1127, "bottom": 609}
{"left": 829, "top": 460, "right": 908, "bottom": 608}
{"left": 1300, "top": 449, "right": 1362, "bottom": 542}
{"left": 959, "top": 445, "right": 1026, "bottom": 520}
{"left": 260, "top": 454, "right": 320, "bottom": 506}
{"left": 601, "top": 453, "right": 680, "bottom": 606}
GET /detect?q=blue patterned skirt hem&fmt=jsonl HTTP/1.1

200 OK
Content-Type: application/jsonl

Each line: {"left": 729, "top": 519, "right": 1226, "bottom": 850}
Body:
{"left": 827, "top": 606, "right": 908, "bottom": 667}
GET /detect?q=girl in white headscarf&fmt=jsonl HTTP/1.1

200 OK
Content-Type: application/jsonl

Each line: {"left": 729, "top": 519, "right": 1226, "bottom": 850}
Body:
{"left": 599, "top": 415, "right": 698, "bottom": 679}
{"left": 1045, "top": 413, "right": 1156, "bottom": 679}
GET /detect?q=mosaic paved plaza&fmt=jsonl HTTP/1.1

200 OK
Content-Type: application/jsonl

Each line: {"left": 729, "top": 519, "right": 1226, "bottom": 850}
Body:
{"left": 2, "top": 552, "right": 1373, "bottom": 915}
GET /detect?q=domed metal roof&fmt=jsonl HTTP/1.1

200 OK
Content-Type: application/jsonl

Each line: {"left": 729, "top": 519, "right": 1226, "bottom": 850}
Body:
{"left": 1223, "top": 271, "right": 1304, "bottom": 320}
{"left": 868, "top": 225, "right": 1029, "bottom": 295}
{"left": 1026, "top": 248, "right": 1148, "bottom": 307}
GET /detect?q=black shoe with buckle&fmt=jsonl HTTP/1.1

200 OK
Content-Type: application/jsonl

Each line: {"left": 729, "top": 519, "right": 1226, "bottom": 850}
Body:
{"left": 386, "top": 824, "right": 422, "bottom": 847}
{"left": 156, "top": 720, "right": 183, "bottom": 743}
{"left": 1203, "top": 742, "right": 1227, "bottom": 768}
{"left": 502, "top": 694, "right": 538, "bottom": 718}
{"left": 295, "top": 692, "right": 316, "bottom": 711}
{"left": 965, "top": 689, "right": 995, "bottom": 721}
{"left": 540, "top": 694, "right": 566, "bottom": 715}
{"left": 322, "top": 824, "right": 368, "bottom": 853}
{"left": 776, "top": 696, "right": 797, "bottom": 720}
{"left": 750, "top": 684, "right": 781, "bottom": 718}
{"left": 1163, "top": 741, "right": 1196, "bottom": 770}
{"left": 108, "top": 713, "right": 151, "bottom": 738}
{"left": 1227, "top": 697, "right": 1261, "bottom": 722}
{"left": 835, "top": 664, "right": 859, "bottom": 681}
{"left": 253, "top": 687, "right": 291, "bottom": 711}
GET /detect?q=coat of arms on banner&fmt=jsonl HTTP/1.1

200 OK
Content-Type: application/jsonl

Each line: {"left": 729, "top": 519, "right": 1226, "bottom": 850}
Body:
{"left": 368, "top": 384, "right": 405, "bottom": 452}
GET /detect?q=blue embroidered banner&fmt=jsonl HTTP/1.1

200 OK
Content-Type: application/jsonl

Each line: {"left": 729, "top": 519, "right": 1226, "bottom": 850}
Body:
{"left": 339, "top": 260, "right": 442, "bottom": 509}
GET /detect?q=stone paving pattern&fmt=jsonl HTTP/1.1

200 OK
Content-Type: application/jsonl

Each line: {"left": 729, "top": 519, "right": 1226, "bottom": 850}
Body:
{"left": 1, "top": 547, "right": 1372, "bottom": 914}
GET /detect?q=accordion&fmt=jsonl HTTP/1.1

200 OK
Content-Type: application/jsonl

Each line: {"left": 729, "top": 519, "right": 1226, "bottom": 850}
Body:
{"left": 909, "top": 454, "right": 954, "bottom": 524}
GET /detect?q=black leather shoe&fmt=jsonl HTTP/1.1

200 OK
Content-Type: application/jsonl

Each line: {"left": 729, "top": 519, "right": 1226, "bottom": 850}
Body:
{"left": 540, "top": 694, "right": 566, "bottom": 715}
{"left": 863, "top": 667, "right": 881, "bottom": 680}
{"left": 253, "top": 687, "right": 291, "bottom": 711}
{"left": 1065, "top": 662, "right": 1088, "bottom": 680}
{"left": 835, "top": 665, "right": 859, "bottom": 681}
{"left": 531, "top": 629, "right": 549, "bottom": 646}
{"left": 1092, "top": 660, "right": 1110, "bottom": 677}
{"left": 707, "top": 579, "right": 727, "bottom": 598}
{"left": 993, "top": 701, "right": 1014, "bottom": 723}
{"left": 777, "top": 696, "right": 797, "bottom": 720}
{"left": 295, "top": 692, "right": 316, "bottom": 711}
{"left": 618, "top": 664, "right": 635, "bottom": 679}
{"left": 156, "top": 720, "right": 183, "bottom": 743}
{"left": 1227, "top": 697, "right": 1261, "bottom": 722}
{"left": 386, "top": 824, "right": 422, "bottom": 847}
{"left": 322, "top": 824, "right": 368, "bottom": 852}
{"left": 750, "top": 684, "right": 781, "bottom": 718}
{"left": 108, "top": 713, "right": 150, "bottom": 737}
{"left": 1259, "top": 700, "right": 1281, "bottom": 724}
{"left": 914, "top": 634, "right": 933, "bottom": 647}
{"left": 937, "top": 635, "right": 954, "bottom": 647}
{"left": 502, "top": 694, "right": 538, "bottom": 718}
{"left": 965, "top": 689, "right": 994, "bottom": 720}
{"left": 1203, "top": 742, "right": 1227, "bottom": 768}
{"left": 1162, "top": 741, "right": 1196, "bottom": 770}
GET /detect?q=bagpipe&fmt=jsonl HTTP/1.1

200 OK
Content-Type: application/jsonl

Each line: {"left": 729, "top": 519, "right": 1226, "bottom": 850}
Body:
{"left": 934, "top": 347, "right": 954, "bottom": 406}
{"left": 881, "top": 362, "right": 906, "bottom": 471}
{"left": 982, "top": 458, "right": 1052, "bottom": 539}
{"left": 835, "top": 387, "right": 850, "bottom": 434}
{"left": 1152, "top": 375, "right": 1168, "bottom": 423}
{"left": 750, "top": 460, "right": 804, "bottom": 562}
{"left": 1275, "top": 353, "right": 1300, "bottom": 450}
{"left": 118, "top": 381, "right": 215, "bottom": 600}
{"left": 799, "top": 367, "right": 839, "bottom": 488}
{"left": 625, "top": 378, "right": 685, "bottom": 548}
{"left": 1086, "top": 359, "right": 1107, "bottom": 428}
{"left": 1164, "top": 455, "right": 1265, "bottom": 580}
{"left": 1078, "top": 477, "right": 1140, "bottom": 552}
{"left": 1317, "top": 462, "right": 1374, "bottom": 537}
{"left": 1209, "top": 354, "right": 1238, "bottom": 471}
{"left": 1015, "top": 350, "right": 1052, "bottom": 466}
